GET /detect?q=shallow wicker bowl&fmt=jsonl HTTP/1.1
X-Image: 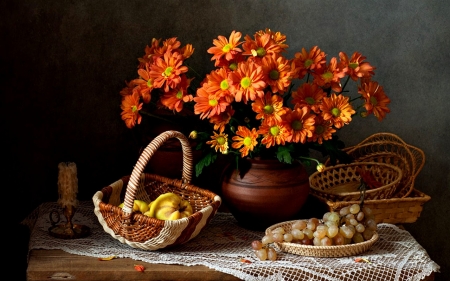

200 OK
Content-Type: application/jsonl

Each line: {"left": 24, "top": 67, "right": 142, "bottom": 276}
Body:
{"left": 309, "top": 162, "right": 403, "bottom": 201}
{"left": 266, "top": 220, "right": 379, "bottom": 258}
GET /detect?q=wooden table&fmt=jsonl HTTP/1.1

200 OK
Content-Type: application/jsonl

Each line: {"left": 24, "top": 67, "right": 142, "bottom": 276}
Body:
{"left": 27, "top": 249, "right": 435, "bottom": 281}
{"left": 27, "top": 249, "right": 240, "bottom": 281}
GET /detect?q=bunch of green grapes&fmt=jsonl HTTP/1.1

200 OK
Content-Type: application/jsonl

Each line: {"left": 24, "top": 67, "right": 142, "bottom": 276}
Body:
{"left": 251, "top": 204, "right": 377, "bottom": 261}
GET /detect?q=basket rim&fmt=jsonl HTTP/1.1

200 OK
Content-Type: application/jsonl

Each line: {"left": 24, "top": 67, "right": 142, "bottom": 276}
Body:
{"left": 266, "top": 220, "right": 379, "bottom": 257}
{"left": 309, "top": 162, "right": 403, "bottom": 197}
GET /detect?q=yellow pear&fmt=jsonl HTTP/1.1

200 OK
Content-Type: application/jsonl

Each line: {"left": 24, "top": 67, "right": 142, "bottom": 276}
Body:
{"left": 148, "top": 192, "right": 193, "bottom": 220}
{"left": 133, "top": 199, "right": 150, "bottom": 213}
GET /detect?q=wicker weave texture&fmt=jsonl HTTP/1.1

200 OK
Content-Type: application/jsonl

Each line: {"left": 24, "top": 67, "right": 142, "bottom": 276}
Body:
{"left": 339, "top": 133, "right": 425, "bottom": 198}
{"left": 322, "top": 188, "right": 431, "bottom": 224}
{"left": 266, "top": 220, "right": 378, "bottom": 257}
{"left": 93, "top": 130, "right": 221, "bottom": 250}
{"left": 309, "top": 162, "right": 403, "bottom": 201}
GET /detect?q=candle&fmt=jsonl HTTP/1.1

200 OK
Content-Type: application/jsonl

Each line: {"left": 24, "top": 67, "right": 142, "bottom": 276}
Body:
{"left": 57, "top": 162, "right": 79, "bottom": 208}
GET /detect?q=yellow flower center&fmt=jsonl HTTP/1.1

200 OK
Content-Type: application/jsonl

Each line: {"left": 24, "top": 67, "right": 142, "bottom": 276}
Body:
{"left": 209, "top": 99, "right": 218, "bottom": 107}
{"left": 229, "top": 62, "right": 238, "bottom": 71}
{"left": 176, "top": 90, "right": 183, "bottom": 99}
{"left": 322, "top": 71, "right": 333, "bottom": 80}
{"left": 263, "top": 105, "right": 274, "bottom": 114}
{"left": 349, "top": 62, "right": 359, "bottom": 69}
{"left": 305, "top": 97, "right": 315, "bottom": 105}
{"left": 292, "top": 120, "right": 303, "bottom": 131}
{"left": 147, "top": 79, "right": 153, "bottom": 88}
{"left": 370, "top": 96, "right": 378, "bottom": 106}
{"left": 222, "top": 44, "right": 232, "bottom": 53}
{"left": 269, "top": 126, "right": 280, "bottom": 136}
{"left": 256, "top": 47, "right": 266, "bottom": 57}
{"left": 131, "top": 105, "right": 138, "bottom": 113}
{"left": 220, "top": 79, "right": 229, "bottom": 90}
{"left": 241, "top": 77, "right": 251, "bottom": 89}
{"left": 217, "top": 136, "right": 226, "bottom": 145}
{"left": 315, "top": 125, "right": 324, "bottom": 134}
{"left": 304, "top": 59, "right": 313, "bottom": 68}
{"left": 269, "top": 69, "right": 279, "bottom": 80}
{"left": 243, "top": 136, "right": 252, "bottom": 146}
{"left": 331, "top": 107, "right": 341, "bottom": 117}
{"left": 164, "top": 67, "right": 173, "bottom": 77}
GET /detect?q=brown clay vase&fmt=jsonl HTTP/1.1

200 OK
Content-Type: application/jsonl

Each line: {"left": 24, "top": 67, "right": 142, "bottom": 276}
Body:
{"left": 221, "top": 158, "right": 310, "bottom": 231}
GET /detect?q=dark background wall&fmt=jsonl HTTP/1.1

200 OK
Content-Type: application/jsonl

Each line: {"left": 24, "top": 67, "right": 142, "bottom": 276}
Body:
{"left": 2, "top": 1, "right": 449, "bottom": 280}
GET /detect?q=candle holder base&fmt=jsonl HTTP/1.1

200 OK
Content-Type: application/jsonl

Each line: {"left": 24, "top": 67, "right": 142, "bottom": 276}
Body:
{"left": 48, "top": 207, "right": 90, "bottom": 239}
{"left": 48, "top": 224, "right": 90, "bottom": 239}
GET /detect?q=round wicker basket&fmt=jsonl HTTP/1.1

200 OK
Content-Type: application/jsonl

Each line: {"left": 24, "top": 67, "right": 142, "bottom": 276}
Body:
{"left": 266, "top": 220, "right": 378, "bottom": 257}
{"left": 309, "top": 162, "right": 403, "bottom": 201}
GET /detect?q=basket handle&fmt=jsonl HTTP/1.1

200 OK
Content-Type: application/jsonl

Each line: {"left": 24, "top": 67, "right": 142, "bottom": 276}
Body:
{"left": 122, "top": 130, "right": 193, "bottom": 214}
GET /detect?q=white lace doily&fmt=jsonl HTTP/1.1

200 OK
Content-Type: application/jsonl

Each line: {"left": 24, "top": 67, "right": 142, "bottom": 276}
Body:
{"left": 23, "top": 201, "right": 440, "bottom": 281}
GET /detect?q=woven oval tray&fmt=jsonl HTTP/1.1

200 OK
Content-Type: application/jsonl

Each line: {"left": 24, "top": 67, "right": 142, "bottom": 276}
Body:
{"left": 266, "top": 220, "right": 379, "bottom": 257}
{"left": 309, "top": 162, "right": 403, "bottom": 201}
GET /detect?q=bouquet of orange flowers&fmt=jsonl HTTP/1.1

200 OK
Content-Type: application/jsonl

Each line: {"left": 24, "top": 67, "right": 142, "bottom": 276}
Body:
{"left": 119, "top": 29, "right": 390, "bottom": 177}
{"left": 191, "top": 29, "right": 390, "bottom": 176}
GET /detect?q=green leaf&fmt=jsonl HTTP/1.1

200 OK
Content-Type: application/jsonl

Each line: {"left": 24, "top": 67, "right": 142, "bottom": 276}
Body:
{"left": 276, "top": 145, "right": 294, "bottom": 164}
{"left": 195, "top": 151, "right": 217, "bottom": 177}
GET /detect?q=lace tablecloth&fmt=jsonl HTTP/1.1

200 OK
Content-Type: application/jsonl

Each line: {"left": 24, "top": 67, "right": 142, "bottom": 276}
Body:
{"left": 23, "top": 201, "right": 439, "bottom": 281}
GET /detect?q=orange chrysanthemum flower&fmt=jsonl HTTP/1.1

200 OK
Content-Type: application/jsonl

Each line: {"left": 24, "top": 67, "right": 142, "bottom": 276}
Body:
{"left": 131, "top": 63, "right": 154, "bottom": 103}
{"left": 261, "top": 54, "right": 294, "bottom": 94}
{"left": 251, "top": 92, "right": 286, "bottom": 126}
{"left": 293, "top": 46, "right": 326, "bottom": 79}
{"left": 308, "top": 115, "right": 336, "bottom": 144}
{"left": 120, "top": 92, "right": 143, "bottom": 129}
{"left": 242, "top": 32, "right": 283, "bottom": 60}
{"left": 209, "top": 107, "right": 235, "bottom": 133}
{"left": 149, "top": 51, "right": 188, "bottom": 92}
{"left": 256, "top": 29, "right": 289, "bottom": 51}
{"left": 339, "top": 52, "right": 375, "bottom": 81}
{"left": 231, "top": 126, "right": 259, "bottom": 157}
{"left": 312, "top": 57, "right": 347, "bottom": 93}
{"left": 291, "top": 83, "right": 326, "bottom": 114}
{"left": 207, "top": 31, "right": 243, "bottom": 66}
{"left": 138, "top": 38, "right": 162, "bottom": 68}
{"left": 160, "top": 76, "right": 194, "bottom": 112}
{"left": 229, "top": 61, "right": 266, "bottom": 103}
{"left": 359, "top": 81, "right": 391, "bottom": 121}
{"left": 194, "top": 86, "right": 230, "bottom": 119}
{"left": 258, "top": 120, "right": 289, "bottom": 148}
{"left": 204, "top": 68, "right": 235, "bottom": 102}
{"left": 206, "top": 131, "right": 229, "bottom": 154}
{"left": 320, "top": 93, "right": 356, "bottom": 129}
{"left": 282, "top": 106, "right": 315, "bottom": 143}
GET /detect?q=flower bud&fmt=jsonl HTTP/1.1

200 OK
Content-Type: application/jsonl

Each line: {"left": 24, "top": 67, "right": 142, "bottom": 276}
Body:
{"left": 316, "top": 163, "right": 326, "bottom": 173}
{"left": 189, "top": 130, "right": 198, "bottom": 139}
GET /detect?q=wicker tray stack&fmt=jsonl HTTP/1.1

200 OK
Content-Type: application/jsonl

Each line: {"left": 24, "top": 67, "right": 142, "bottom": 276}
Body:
{"left": 311, "top": 133, "right": 430, "bottom": 224}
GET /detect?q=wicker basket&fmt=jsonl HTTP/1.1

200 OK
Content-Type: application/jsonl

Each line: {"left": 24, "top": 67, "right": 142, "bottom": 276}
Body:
{"left": 266, "top": 220, "right": 378, "bottom": 257}
{"left": 309, "top": 162, "right": 403, "bottom": 202}
{"left": 93, "top": 130, "right": 222, "bottom": 250}
{"left": 327, "top": 133, "right": 425, "bottom": 198}
{"left": 318, "top": 188, "right": 431, "bottom": 224}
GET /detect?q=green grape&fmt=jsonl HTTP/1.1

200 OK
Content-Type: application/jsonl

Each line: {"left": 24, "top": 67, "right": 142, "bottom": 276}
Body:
{"left": 366, "top": 219, "right": 377, "bottom": 231}
{"left": 339, "top": 225, "right": 355, "bottom": 239}
{"left": 327, "top": 225, "right": 339, "bottom": 238}
{"left": 272, "top": 226, "right": 286, "bottom": 235}
{"left": 320, "top": 236, "right": 333, "bottom": 246}
{"left": 355, "top": 223, "right": 365, "bottom": 233}
{"left": 356, "top": 211, "right": 365, "bottom": 221}
{"left": 349, "top": 203, "right": 361, "bottom": 214}
{"left": 272, "top": 232, "right": 284, "bottom": 243}
{"left": 339, "top": 206, "right": 350, "bottom": 216}
{"left": 303, "top": 228, "right": 314, "bottom": 239}
{"left": 255, "top": 248, "right": 268, "bottom": 261}
{"left": 352, "top": 232, "right": 365, "bottom": 244}
{"left": 314, "top": 225, "right": 328, "bottom": 239}
{"left": 261, "top": 234, "right": 274, "bottom": 245}
{"left": 328, "top": 212, "right": 340, "bottom": 223}
{"left": 267, "top": 247, "right": 277, "bottom": 261}
{"left": 362, "top": 228, "right": 374, "bottom": 240}
{"left": 322, "top": 212, "right": 331, "bottom": 222}
{"left": 251, "top": 240, "right": 263, "bottom": 250}
{"left": 332, "top": 233, "right": 345, "bottom": 245}
{"left": 292, "top": 220, "right": 307, "bottom": 230}
{"left": 283, "top": 233, "right": 293, "bottom": 242}
{"left": 291, "top": 228, "right": 304, "bottom": 240}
